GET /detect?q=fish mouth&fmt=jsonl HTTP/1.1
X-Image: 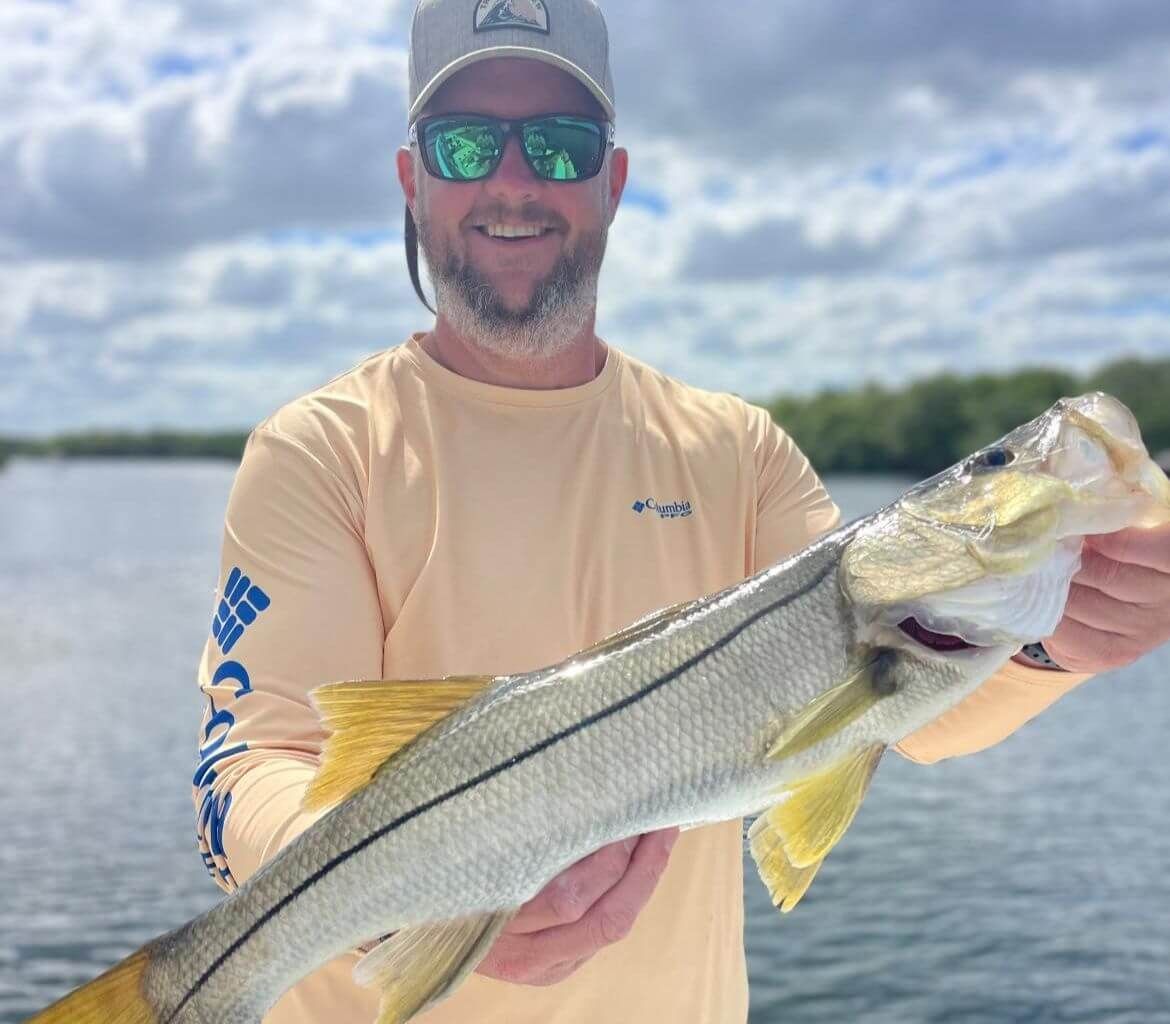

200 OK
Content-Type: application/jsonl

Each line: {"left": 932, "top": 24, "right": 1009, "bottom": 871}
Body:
{"left": 897, "top": 617, "right": 979, "bottom": 653}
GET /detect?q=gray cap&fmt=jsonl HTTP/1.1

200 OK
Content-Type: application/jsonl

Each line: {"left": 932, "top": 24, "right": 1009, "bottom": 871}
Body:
{"left": 407, "top": 0, "right": 616, "bottom": 124}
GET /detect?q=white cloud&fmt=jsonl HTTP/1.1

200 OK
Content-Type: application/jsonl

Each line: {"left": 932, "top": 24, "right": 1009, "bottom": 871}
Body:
{"left": 607, "top": 0, "right": 1170, "bottom": 160}
{"left": 1, "top": 237, "right": 421, "bottom": 432}
{"left": 1, "top": 43, "right": 408, "bottom": 260}
{"left": 2, "top": 0, "right": 1169, "bottom": 432}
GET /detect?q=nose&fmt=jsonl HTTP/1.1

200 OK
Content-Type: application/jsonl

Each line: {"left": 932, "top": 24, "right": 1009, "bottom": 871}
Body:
{"left": 486, "top": 133, "right": 539, "bottom": 200}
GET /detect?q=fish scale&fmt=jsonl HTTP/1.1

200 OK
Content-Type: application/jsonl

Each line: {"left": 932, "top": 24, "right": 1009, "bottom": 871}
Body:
{"left": 146, "top": 534, "right": 956, "bottom": 1020}
{"left": 26, "top": 392, "right": 1170, "bottom": 1024}
{"left": 147, "top": 545, "right": 853, "bottom": 1019}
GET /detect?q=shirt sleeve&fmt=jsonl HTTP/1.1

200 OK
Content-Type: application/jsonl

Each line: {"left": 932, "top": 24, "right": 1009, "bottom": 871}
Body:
{"left": 192, "top": 426, "right": 385, "bottom": 893}
{"left": 747, "top": 405, "right": 843, "bottom": 573}
{"left": 894, "top": 659, "right": 1094, "bottom": 765}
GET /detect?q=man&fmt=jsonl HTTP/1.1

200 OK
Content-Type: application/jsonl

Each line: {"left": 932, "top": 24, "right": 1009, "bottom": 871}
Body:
{"left": 192, "top": 1, "right": 1170, "bottom": 1020}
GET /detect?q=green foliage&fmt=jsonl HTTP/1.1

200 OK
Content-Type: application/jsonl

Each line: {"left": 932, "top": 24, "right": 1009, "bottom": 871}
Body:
{"left": 762, "top": 357, "right": 1169, "bottom": 476}
{"left": 1086, "top": 358, "right": 1170, "bottom": 455}
{"left": 770, "top": 383, "right": 898, "bottom": 473}
{"left": 0, "top": 431, "right": 248, "bottom": 462}
{"left": 2, "top": 356, "right": 1167, "bottom": 476}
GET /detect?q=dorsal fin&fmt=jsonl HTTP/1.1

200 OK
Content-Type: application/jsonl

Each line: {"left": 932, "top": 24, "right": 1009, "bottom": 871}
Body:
{"left": 576, "top": 598, "right": 696, "bottom": 660}
{"left": 303, "top": 676, "right": 494, "bottom": 812}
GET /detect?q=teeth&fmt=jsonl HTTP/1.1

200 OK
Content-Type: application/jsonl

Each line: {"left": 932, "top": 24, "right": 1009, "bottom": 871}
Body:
{"left": 484, "top": 224, "right": 547, "bottom": 238}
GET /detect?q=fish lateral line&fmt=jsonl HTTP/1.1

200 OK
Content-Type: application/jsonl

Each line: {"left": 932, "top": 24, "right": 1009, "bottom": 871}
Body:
{"left": 170, "top": 558, "right": 839, "bottom": 1019}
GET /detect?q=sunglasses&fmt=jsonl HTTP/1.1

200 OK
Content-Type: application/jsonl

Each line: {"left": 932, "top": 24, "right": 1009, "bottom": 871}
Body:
{"left": 408, "top": 113, "right": 614, "bottom": 183}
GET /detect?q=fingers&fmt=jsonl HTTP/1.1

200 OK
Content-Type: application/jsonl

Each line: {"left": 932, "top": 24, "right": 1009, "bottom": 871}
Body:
{"left": 528, "top": 828, "right": 679, "bottom": 962}
{"left": 1056, "top": 541, "right": 1170, "bottom": 673}
{"left": 1046, "top": 610, "right": 1150, "bottom": 672}
{"left": 477, "top": 828, "right": 679, "bottom": 987}
{"left": 1063, "top": 583, "right": 1159, "bottom": 638}
{"left": 1085, "top": 525, "right": 1170, "bottom": 573}
{"left": 1074, "top": 547, "right": 1170, "bottom": 606}
{"left": 506, "top": 836, "right": 639, "bottom": 935}
{"left": 478, "top": 930, "right": 582, "bottom": 987}
{"left": 526, "top": 956, "right": 591, "bottom": 988}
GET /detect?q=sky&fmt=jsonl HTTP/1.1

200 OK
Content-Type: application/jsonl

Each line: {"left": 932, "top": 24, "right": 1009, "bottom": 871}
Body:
{"left": 2, "top": 0, "right": 1169, "bottom": 434}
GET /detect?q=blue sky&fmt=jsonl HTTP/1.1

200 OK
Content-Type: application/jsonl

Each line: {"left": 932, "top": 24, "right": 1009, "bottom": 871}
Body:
{"left": 2, "top": 0, "right": 1169, "bottom": 433}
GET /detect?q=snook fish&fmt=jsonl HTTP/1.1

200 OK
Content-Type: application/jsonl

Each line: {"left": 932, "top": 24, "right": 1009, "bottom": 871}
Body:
{"left": 28, "top": 393, "right": 1170, "bottom": 1024}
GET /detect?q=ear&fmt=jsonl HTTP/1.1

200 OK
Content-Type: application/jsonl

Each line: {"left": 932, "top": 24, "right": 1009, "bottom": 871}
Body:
{"left": 397, "top": 145, "right": 417, "bottom": 212}
{"left": 606, "top": 146, "right": 629, "bottom": 224}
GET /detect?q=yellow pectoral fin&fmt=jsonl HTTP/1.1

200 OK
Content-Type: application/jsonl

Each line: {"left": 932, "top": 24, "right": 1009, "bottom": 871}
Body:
{"left": 303, "top": 676, "right": 495, "bottom": 813}
{"left": 354, "top": 910, "right": 517, "bottom": 1024}
{"left": 749, "top": 743, "right": 886, "bottom": 912}
{"left": 767, "top": 652, "right": 897, "bottom": 762}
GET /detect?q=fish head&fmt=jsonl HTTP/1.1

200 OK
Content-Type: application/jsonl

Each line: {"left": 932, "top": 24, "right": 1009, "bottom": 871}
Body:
{"left": 840, "top": 392, "right": 1170, "bottom": 655}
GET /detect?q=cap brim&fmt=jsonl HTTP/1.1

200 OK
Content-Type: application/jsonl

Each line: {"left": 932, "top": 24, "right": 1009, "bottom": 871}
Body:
{"left": 408, "top": 46, "right": 616, "bottom": 123}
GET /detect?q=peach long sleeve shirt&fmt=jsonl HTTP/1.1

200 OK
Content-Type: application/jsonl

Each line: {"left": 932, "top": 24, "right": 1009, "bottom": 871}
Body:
{"left": 193, "top": 334, "right": 1092, "bottom": 1023}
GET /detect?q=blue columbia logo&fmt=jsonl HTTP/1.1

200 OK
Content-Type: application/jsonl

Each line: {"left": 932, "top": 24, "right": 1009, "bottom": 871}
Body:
{"left": 632, "top": 497, "right": 694, "bottom": 519}
{"left": 212, "top": 566, "right": 271, "bottom": 654}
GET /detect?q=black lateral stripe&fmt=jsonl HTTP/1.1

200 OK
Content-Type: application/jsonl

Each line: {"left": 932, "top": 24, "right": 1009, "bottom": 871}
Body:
{"left": 167, "top": 559, "right": 835, "bottom": 1022}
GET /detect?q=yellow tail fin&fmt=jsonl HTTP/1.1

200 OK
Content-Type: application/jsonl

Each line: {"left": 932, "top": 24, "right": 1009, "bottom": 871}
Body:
{"left": 25, "top": 947, "right": 158, "bottom": 1024}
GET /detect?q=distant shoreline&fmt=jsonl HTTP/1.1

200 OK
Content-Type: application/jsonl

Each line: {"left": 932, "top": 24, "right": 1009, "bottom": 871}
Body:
{"left": 0, "top": 432, "right": 247, "bottom": 463}
{"left": 3, "top": 357, "right": 1168, "bottom": 478}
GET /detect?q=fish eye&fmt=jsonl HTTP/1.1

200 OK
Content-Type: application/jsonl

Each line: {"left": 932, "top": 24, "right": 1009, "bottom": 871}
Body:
{"left": 971, "top": 446, "right": 1015, "bottom": 471}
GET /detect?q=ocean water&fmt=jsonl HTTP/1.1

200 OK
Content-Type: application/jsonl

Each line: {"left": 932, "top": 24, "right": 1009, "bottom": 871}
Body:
{"left": 0, "top": 460, "right": 1167, "bottom": 1023}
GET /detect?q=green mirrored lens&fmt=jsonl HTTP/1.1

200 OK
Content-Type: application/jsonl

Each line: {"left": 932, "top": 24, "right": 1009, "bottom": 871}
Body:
{"left": 522, "top": 117, "right": 604, "bottom": 180}
{"left": 425, "top": 121, "right": 500, "bottom": 180}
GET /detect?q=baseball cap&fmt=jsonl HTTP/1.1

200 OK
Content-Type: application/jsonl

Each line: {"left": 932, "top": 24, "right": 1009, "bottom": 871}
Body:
{"left": 408, "top": 0, "right": 616, "bottom": 125}
{"left": 403, "top": 0, "right": 616, "bottom": 314}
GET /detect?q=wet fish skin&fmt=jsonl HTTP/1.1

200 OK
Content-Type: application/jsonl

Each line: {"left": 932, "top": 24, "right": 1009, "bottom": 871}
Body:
{"left": 26, "top": 392, "right": 1170, "bottom": 1024}
{"left": 148, "top": 531, "right": 868, "bottom": 1021}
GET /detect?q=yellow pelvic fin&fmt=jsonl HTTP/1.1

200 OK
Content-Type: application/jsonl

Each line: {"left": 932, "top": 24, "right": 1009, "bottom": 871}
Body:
{"left": 354, "top": 910, "right": 517, "bottom": 1024}
{"left": 767, "top": 652, "right": 896, "bottom": 762}
{"left": 303, "top": 676, "right": 494, "bottom": 813}
{"left": 25, "top": 947, "right": 158, "bottom": 1024}
{"left": 774, "top": 743, "right": 885, "bottom": 868}
{"left": 748, "top": 743, "right": 885, "bottom": 912}
{"left": 748, "top": 816, "right": 824, "bottom": 913}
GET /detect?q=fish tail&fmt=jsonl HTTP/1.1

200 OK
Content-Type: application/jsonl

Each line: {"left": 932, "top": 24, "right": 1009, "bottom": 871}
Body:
{"left": 24, "top": 945, "right": 162, "bottom": 1024}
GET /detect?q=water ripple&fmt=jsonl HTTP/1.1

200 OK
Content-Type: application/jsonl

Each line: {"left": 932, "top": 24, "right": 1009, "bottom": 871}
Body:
{"left": 3, "top": 464, "right": 1169, "bottom": 1022}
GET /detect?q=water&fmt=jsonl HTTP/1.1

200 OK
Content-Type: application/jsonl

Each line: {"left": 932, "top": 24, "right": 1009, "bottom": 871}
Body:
{"left": 1, "top": 460, "right": 1167, "bottom": 1023}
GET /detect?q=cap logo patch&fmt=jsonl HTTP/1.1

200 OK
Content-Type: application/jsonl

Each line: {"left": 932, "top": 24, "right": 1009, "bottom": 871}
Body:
{"left": 474, "top": 0, "right": 550, "bottom": 34}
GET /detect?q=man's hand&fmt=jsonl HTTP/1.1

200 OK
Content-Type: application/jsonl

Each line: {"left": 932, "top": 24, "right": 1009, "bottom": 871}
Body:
{"left": 1028, "top": 525, "right": 1170, "bottom": 673}
{"left": 476, "top": 827, "right": 680, "bottom": 987}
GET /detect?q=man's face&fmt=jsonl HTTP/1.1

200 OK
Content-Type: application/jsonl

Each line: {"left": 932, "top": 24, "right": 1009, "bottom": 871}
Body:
{"left": 398, "top": 57, "right": 628, "bottom": 349}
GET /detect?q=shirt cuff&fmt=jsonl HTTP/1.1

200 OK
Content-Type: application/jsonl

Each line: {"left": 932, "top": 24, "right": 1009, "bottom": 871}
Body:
{"left": 998, "top": 655, "right": 1095, "bottom": 690}
{"left": 894, "top": 658, "right": 1094, "bottom": 765}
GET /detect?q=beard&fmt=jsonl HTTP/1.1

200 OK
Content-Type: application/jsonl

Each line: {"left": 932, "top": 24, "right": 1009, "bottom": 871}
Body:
{"left": 415, "top": 210, "right": 607, "bottom": 360}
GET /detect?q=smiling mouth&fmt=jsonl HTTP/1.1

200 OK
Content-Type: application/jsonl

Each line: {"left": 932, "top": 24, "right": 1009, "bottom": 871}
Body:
{"left": 472, "top": 226, "right": 557, "bottom": 242}
{"left": 897, "top": 617, "right": 978, "bottom": 652}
